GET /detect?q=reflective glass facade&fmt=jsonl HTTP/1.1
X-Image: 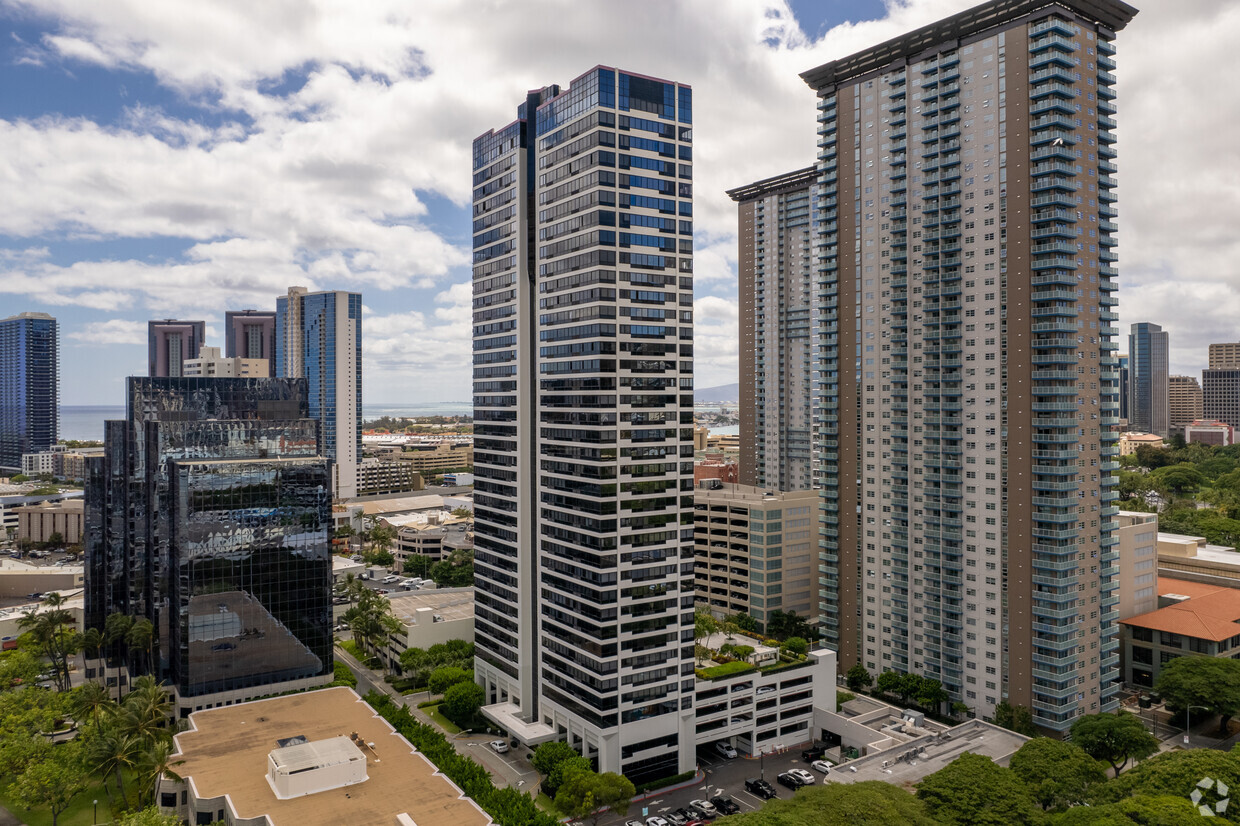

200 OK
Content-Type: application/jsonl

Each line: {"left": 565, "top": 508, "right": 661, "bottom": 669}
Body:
{"left": 472, "top": 67, "right": 696, "bottom": 782}
{"left": 276, "top": 290, "right": 362, "bottom": 498}
{"left": 1128, "top": 322, "right": 1168, "bottom": 436}
{"left": 85, "top": 377, "right": 332, "bottom": 701}
{"left": 0, "top": 313, "right": 58, "bottom": 471}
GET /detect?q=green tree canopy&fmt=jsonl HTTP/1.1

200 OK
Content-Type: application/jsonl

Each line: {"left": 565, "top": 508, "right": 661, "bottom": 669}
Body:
{"left": 531, "top": 740, "right": 580, "bottom": 776}
{"left": 440, "top": 680, "right": 484, "bottom": 726}
{"left": 1156, "top": 656, "right": 1240, "bottom": 735}
{"left": 716, "top": 780, "right": 936, "bottom": 825}
{"left": 117, "top": 808, "right": 185, "bottom": 826}
{"left": 554, "top": 770, "right": 634, "bottom": 826}
{"left": 916, "top": 752, "right": 1042, "bottom": 826}
{"left": 7, "top": 740, "right": 87, "bottom": 826}
{"left": 1008, "top": 737, "right": 1108, "bottom": 811}
{"left": 1068, "top": 712, "right": 1159, "bottom": 777}
{"left": 1049, "top": 795, "right": 1201, "bottom": 825}
{"left": 547, "top": 754, "right": 593, "bottom": 794}
{"left": 993, "top": 700, "right": 1038, "bottom": 736}
{"left": 1095, "top": 745, "right": 1240, "bottom": 816}
{"left": 427, "top": 666, "right": 473, "bottom": 696}
{"left": 846, "top": 663, "right": 873, "bottom": 691}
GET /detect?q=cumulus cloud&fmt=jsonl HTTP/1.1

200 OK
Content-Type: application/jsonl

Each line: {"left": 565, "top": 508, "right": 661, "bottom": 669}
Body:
{"left": 66, "top": 318, "right": 146, "bottom": 344}
{"left": 0, "top": 0, "right": 1234, "bottom": 398}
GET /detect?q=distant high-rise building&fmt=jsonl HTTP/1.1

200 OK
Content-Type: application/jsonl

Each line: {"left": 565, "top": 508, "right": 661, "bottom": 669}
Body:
{"left": 148, "top": 319, "right": 205, "bottom": 378}
{"left": 801, "top": 0, "right": 1136, "bottom": 730}
{"left": 1168, "top": 375, "right": 1203, "bottom": 432}
{"left": 1209, "top": 342, "right": 1240, "bottom": 369}
{"left": 1128, "top": 322, "right": 1169, "bottom": 436}
{"left": 728, "top": 168, "right": 816, "bottom": 491}
{"left": 1203, "top": 368, "right": 1240, "bottom": 429}
{"left": 1117, "top": 353, "right": 1130, "bottom": 422}
{"left": 85, "top": 377, "right": 333, "bottom": 714}
{"left": 276, "top": 288, "right": 361, "bottom": 499}
{"left": 0, "top": 312, "right": 58, "bottom": 471}
{"left": 224, "top": 310, "right": 277, "bottom": 376}
{"left": 471, "top": 67, "right": 696, "bottom": 781}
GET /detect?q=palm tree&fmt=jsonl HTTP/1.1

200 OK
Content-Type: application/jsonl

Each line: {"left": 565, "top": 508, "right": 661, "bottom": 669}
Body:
{"left": 120, "top": 676, "right": 173, "bottom": 746}
{"left": 72, "top": 681, "right": 114, "bottom": 729}
{"left": 80, "top": 627, "right": 104, "bottom": 683}
{"left": 17, "top": 598, "right": 77, "bottom": 692}
{"left": 126, "top": 618, "right": 155, "bottom": 676}
{"left": 104, "top": 613, "right": 133, "bottom": 702}
{"left": 88, "top": 726, "right": 139, "bottom": 811}
{"left": 136, "top": 740, "right": 184, "bottom": 807}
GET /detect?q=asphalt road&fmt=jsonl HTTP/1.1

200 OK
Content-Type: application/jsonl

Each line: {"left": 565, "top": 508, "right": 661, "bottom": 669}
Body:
{"left": 595, "top": 746, "right": 829, "bottom": 826}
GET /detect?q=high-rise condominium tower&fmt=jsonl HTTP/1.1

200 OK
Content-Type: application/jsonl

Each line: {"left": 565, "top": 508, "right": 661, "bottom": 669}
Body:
{"left": 728, "top": 168, "right": 817, "bottom": 491}
{"left": 224, "top": 310, "right": 277, "bottom": 376}
{"left": 802, "top": 0, "right": 1136, "bottom": 730}
{"left": 1203, "top": 342, "right": 1240, "bottom": 429}
{"left": 276, "top": 288, "right": 362, "bottom": 499}
{"left": 471, "top": 67, "right": 696, "bottom": 781}
{"left": 1128, "top": 322, "right": 1168, "bottom": 436}
{"left": 0, "top": 312, "right": 58, "bottom": 471}
{"left": 148, "top": 319, "right": 205, "bottom": 378}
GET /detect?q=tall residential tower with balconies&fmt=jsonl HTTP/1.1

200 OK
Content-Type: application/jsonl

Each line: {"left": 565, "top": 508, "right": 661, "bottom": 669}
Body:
{"left": 802, "top": 0, "right": 1136, "bottom": 731}
{"left": 470, "top": 67, "right": 696, "bottom": 781}
{"left": 728, "top": 168, "right": 818, "bottom": 491}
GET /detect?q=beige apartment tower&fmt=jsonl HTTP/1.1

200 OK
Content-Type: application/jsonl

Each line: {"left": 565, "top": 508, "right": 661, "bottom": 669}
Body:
{"left": 1168, "top": 375, "right": 1203, "bottom": 432}
{"left": 693, "top": 484, "right": 819, "bottom": 627}
{"left": 802, "top": 0, "right": 1136, "bottom": 731}
{"left": 728, "top": 169, "right": 817, "bottom": 491}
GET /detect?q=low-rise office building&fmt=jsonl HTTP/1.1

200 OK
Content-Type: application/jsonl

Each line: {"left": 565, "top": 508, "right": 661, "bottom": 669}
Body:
{"left": 15, "top": 498, "right": 84, "bottom": 545}
{"left": 393, "top": 442, "right": 473, "bottom": 474}
{"left": 390, "top": 512, "right": 472, "bottom": 568}
{"left": 1185, "top": 420, "right": 1235, "bottom": 447}
{"left": 356, "top": 457, "right": 424, "bottom": 497}
{"left": 1157, "top": 531, "right": 1240, "bottom": 587}
{"left": 182, "top": 346, "right": 269, "bottom": 378}
{"left": 1120, "top": 578, "right": 1240, "bottom": 688}
{"left": 1119, "top": 432, "right": 1165, "bottom": 456}
{"left": 0, "top": 490, "right": 82, "bottom": 542}
{"left": 160, "top": 686, "right": 491, "bottom": 826}
{"left": 693, "top": 483, "right": 818, "bottom": 630}
{"left": 373, "top": 587, "right": 474, "bottom": 673}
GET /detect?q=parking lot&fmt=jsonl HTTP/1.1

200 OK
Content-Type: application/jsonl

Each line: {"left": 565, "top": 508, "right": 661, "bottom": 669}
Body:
{"left": 595, "top": 743, "right": 830, "bottom": 825}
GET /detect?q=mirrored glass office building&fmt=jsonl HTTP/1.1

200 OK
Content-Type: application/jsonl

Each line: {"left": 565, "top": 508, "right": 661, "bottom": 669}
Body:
{"left": 86, "top": 377, "right": 333, "bottom": 713}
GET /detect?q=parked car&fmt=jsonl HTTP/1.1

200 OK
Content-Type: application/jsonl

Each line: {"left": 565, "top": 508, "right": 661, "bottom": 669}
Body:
{"left": 788, "top": 768, "right": 815, "bottom": 785}
{"left": 801, "top": 743, "right": 828, "bottom": 762}
{"left": 688, "top": 799, "right": 717, "bottom": 817}
{"left": 666, "top": 810, "right": 691, "bottom": 825}
{"left": 382, "top": 574, "right": 400, "bottom": 584}
{"left": 811, "top": 759, "right": 833, "bottom": 774}
{"left": 625, "top": 821, "right": 645, "bottom": 826}
{"left": 744, "top": 777, "right": 777, "bottom": 799}
{"left": 710, "top": 794, "right": 740, "bottom": 815}
{"left": 777, "top": 771, "right": 806, "bottom": 790}
{"left": 646, "top": 816, "right": 669, "bottom": 826}
{"left": 489, "top": 740, "right": 509, "bottom": 753}
{"left": 755, "top": 685, "right": 776, "bottom": 696}
{"left": 714, "top": 741, "right": 737, "bottom": 759}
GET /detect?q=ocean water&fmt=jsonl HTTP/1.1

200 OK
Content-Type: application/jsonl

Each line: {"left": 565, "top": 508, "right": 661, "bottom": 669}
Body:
{"left": 58, "top": 402, "right": 474, "bottom": 442}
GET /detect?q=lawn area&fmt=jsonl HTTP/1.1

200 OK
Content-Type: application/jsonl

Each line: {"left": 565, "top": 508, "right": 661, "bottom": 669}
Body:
{"left": 0, "top": 769, "right": 135, "bottom": 826}
{"left": 535, "top": 792, "right": 556, "bottom": 813}
{"left": 422, "top": 703, "right": 461, "bottom": 734}
{"left": 336, "top": 640, "right": 380, "bottom": 669}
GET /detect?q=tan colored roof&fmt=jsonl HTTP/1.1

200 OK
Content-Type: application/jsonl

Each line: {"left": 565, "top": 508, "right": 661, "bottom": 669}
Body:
{"left": 1157, "top": 577, "right": 1225, "bottom": 599}
{"left": 172, "top": 686, "right": 491, "bottom": 826}
{"left": 1122, "top": 585, "right": 1240, "bottom": 642}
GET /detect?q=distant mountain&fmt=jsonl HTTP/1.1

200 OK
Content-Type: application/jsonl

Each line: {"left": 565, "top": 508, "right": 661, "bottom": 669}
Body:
{"left": 696, "top": 383, "right": 740, "bottom": 403}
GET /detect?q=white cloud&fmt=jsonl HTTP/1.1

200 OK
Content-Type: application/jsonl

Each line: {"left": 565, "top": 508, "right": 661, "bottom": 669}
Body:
{"left": 66, "top": 318, "right": 146, "bottom": 344}
{"left": 0, "top": 0, "right": 1235, "bottom": 398}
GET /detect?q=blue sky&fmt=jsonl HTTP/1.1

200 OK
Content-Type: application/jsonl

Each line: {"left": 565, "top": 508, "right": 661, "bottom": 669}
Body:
{"left": 1, "top": 0, "right": 1237, "bottom": 405}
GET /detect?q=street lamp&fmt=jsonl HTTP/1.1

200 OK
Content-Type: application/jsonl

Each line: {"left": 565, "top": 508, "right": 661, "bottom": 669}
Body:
{"left": 1185, "top": 705, "right": 1211, "bottom": 746}
{"left": 92, "top": 799, "right": 97, "bottom": 825}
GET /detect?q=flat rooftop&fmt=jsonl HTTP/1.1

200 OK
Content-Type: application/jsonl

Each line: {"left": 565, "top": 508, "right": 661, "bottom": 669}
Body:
{"left": 827, "top": 720, "right": 1029, "bottom": 790}
{"left": 386, "top": 588, "right": 474, "bottom": 624}
{"left": 172, "top": 686, "right": 491, "bottom": 826}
